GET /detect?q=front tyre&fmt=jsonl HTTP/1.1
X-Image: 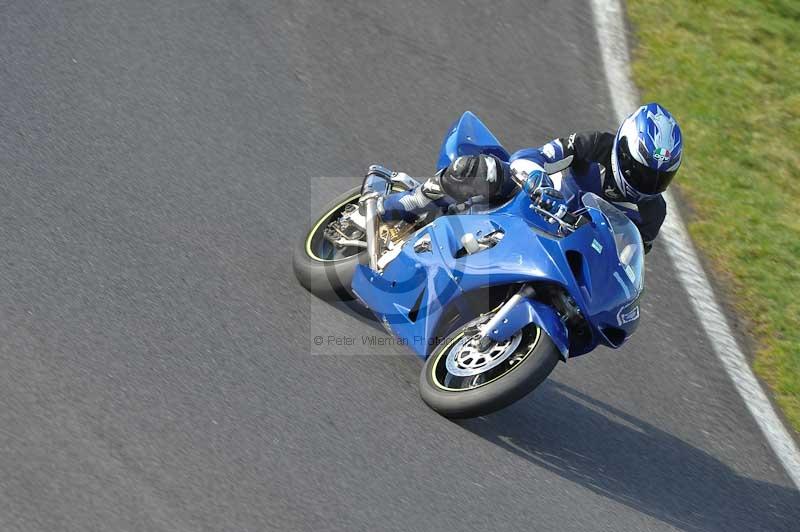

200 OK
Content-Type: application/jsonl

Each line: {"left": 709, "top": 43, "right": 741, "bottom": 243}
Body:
{"left": 419, "top": 315, "right": 560, "bottom": 418}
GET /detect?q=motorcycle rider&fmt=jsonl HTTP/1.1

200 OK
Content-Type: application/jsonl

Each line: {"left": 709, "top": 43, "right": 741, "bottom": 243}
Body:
{"left": 380, "top": 103, "right": 683, "bottom": 253}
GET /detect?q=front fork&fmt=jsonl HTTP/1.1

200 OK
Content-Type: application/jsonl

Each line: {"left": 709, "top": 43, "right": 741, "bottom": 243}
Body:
{"left": 477, "top": 284, "right": 571, "bottom": 360}
{"left": 477, "top": 285, "right": 536, "bottom": 350}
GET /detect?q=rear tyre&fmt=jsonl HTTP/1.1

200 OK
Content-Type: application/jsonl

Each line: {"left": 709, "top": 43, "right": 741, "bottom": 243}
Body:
{"left": 419, "top": 314, "right": 560, "bottom": 418}
{"left": 292, "top": 186, "right": 366, "bottom": 301}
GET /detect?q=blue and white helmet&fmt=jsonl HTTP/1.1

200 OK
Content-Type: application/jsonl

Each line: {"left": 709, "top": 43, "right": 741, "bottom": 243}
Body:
{"left": 611, "top": 103, "right": 682, "bottom": 201}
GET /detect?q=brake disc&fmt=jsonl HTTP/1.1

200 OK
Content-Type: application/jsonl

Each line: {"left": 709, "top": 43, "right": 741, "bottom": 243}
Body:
{"left": 444, "top": 332, "right": 522, "bottom": 377}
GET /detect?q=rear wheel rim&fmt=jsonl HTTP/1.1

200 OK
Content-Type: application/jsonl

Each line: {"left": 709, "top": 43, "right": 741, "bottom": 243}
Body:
{"left": 304, "top": 194, "right": 362, "bottom": 262}
{"left": 304, "top": 186, "right": 403, "bottom": 262}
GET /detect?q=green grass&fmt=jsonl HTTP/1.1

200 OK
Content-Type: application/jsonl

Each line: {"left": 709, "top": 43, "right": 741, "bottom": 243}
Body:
{"left": 626, "top": 0, "right": 800, "bottom": 432}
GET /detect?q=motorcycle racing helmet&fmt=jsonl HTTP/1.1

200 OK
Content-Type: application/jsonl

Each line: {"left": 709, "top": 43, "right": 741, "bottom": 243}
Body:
{"left": 611, "top": 103, "right": 682, "bottom": 201}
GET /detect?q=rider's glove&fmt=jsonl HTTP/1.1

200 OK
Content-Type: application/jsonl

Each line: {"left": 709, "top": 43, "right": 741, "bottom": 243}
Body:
{"left": 531, "top": 186, "right": 564, "bottom": 212}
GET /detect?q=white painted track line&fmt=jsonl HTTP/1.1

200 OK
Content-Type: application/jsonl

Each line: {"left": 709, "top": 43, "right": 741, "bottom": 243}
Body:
{"left": 590, "top": 0, "right": 800, "bottom": 490}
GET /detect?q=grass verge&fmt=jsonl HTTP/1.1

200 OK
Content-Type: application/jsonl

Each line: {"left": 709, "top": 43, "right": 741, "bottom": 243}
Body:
{"left": 626, "top": 0, "right": 800, "bottom": 432}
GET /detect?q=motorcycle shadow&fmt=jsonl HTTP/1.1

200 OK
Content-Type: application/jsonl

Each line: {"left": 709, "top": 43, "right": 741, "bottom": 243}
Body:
{"left": 460, "top": 380, "right": 800, "bottom": 532}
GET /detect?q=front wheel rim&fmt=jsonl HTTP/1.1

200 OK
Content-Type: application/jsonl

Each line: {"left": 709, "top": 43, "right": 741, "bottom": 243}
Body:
{"left": 430, "top": 324, "right": 541, "bottom": 392}
{"left": 444, "top": 333, "right": 523, "bottom": 377}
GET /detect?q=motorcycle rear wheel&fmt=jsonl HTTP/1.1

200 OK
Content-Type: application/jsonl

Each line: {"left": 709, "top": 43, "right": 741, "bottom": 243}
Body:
{"left": 419, "top": 315, "right": 560, "bottom": 418}
{"left": 292, "top": 186, "right": 366, "bottom": 301}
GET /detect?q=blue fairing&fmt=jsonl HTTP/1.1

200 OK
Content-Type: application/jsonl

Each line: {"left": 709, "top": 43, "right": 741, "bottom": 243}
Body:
{"left": 351, "top": 197, "right": 642, "bottom": 358}
{"left": 436, "top": 111, "right": 510, "bottom": 171}
{"left": 351, "top": 113, "right": 643, "bottom": 360}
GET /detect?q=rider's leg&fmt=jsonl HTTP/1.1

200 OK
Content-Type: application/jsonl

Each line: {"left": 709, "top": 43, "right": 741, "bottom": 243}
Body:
{"left": 379, "top": 154, "right": 510, "bottom": 222}
{"left": 380, "top": 184, "right": 451, "bottom": 222}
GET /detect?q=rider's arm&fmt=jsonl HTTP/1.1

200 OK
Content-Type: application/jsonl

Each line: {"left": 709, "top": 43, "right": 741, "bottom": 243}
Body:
{"left": 637, "top": 196, "right": 667, "bottom": 254}
{"left": 514, "top": 132, "right": 666, "bottom": 254}
{"left": 509, "top": 131, "right": 614, "bottom": 182}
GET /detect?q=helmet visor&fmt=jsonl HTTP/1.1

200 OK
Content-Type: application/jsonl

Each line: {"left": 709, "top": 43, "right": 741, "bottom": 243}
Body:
{"left": 618, "top": 137, "right": 677, "bottom": 195}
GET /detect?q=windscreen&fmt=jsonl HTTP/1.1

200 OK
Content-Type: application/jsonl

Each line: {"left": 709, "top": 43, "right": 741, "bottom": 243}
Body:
{"left": 582, "top": 193, "right": 645, "bottom": 292}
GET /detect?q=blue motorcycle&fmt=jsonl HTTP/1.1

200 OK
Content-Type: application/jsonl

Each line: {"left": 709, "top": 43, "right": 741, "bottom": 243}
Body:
{"left": 294, "top": 112, "right": 645, "bottom": 418}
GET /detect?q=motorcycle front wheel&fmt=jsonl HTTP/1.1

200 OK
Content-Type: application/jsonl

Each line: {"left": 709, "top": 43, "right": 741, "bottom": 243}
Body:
{"left": 419, "top": 314, "right": 560, "bottom": 418}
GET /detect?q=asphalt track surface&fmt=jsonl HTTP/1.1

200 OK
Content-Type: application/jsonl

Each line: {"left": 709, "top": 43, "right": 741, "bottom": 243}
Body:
{"left": 1, "top": 1, "right": 799, "bottom": 531}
